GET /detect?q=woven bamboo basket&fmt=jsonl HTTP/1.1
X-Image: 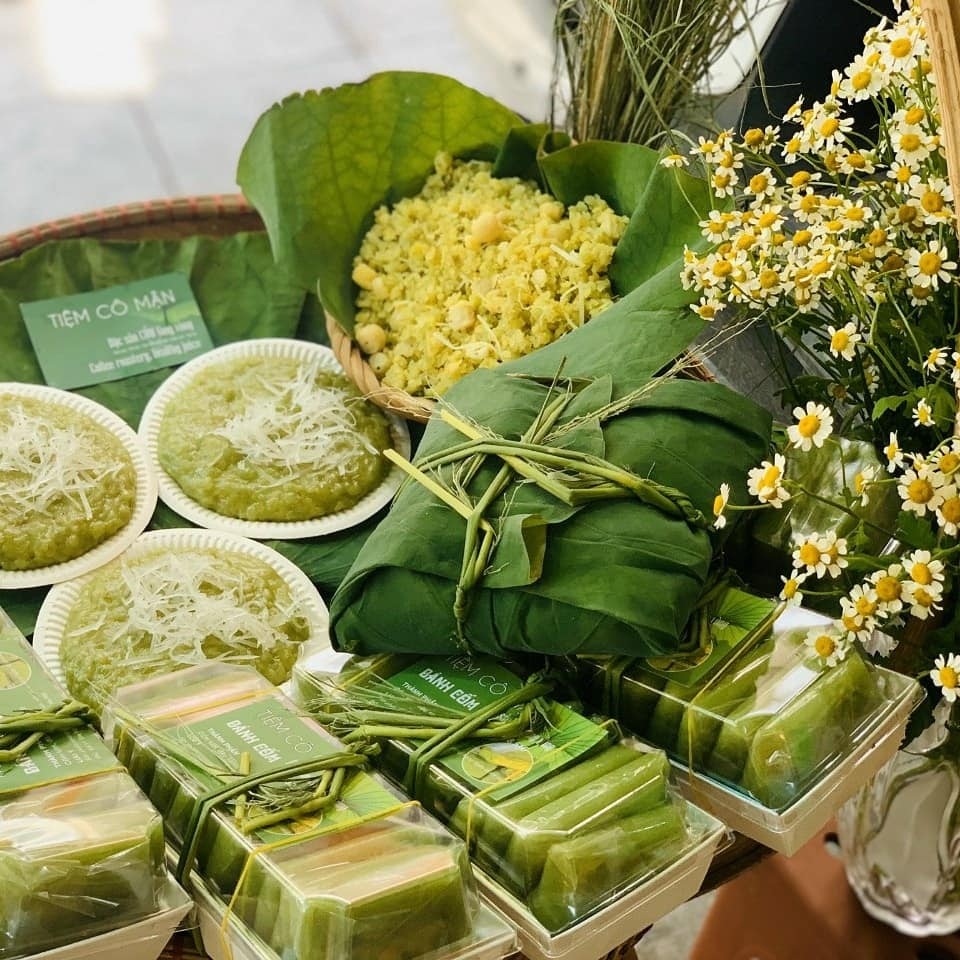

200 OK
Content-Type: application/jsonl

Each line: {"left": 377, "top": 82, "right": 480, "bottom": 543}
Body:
{"left": 0, "top": 194, "right": 768, "bottom": 960}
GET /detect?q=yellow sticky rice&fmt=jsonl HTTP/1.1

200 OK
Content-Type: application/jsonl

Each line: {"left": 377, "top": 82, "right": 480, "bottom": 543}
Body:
{"left": 352, "top": 153, "right": 628, "bottom": 397}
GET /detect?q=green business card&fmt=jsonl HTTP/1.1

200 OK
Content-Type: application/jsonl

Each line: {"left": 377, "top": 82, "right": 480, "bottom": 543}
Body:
{"left": 21, "top": 272, "right": 213, "bottom": 389}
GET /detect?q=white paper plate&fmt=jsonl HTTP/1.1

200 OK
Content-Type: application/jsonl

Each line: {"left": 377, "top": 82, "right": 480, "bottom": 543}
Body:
{"left": 0, "top": 383, "right": 158, "bottom": 590}
{"left": 33, "top": 528, "right": 330, "bottom": 689}
{"left": 138, "top": 338, "right": 410, "bottom": 540}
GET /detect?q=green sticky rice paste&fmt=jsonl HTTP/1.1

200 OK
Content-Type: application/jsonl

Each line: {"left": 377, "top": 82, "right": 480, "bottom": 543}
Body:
{"left": 156, "top": 356, "right": 391, "bottom": 522}
{"left": 59, "top": 546, "right": 311, "bottom": 714}
{"left": 0, "top": 395, "right": 136, "bottom": 571}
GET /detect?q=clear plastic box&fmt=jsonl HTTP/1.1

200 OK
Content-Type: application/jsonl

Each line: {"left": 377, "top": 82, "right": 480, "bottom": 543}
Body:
{"left": 294, "top": 650, "right": 728, "bottom": 960}
{"left": 101, "top": 662, "right": 515, "bottom": 960}
{"left": 0, "top": 608, "right": 177, "bottom": 960}
{"left": 579, "top": 605, "right": 923, "bottom": 854}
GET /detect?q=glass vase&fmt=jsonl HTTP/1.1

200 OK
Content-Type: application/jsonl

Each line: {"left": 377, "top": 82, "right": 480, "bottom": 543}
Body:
{"left": 836, "top": 703, "right": 960, "bottom": 937}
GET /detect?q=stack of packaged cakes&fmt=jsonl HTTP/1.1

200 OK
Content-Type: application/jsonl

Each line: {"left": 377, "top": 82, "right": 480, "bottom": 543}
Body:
{"left": 101, "top": 661, "right": 517, "bottom": 960}
{"left": 0, "top": 607, "right": 190, "bottom": 960}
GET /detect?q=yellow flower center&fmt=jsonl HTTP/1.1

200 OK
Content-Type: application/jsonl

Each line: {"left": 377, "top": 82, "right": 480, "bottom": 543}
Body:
{"left": 757, "top": 211, "right": 779, "bottom": 229}
{"left": 735, "top": 234, "right": 756, "bottom": 252}
{"left": 842, "top": 613, "right": 861, "bottom": 632}
{"left": 783, "top": 579, "right": 800, "bottom": 599}
{"left": 911, "top": 562, "right": 934, "bottom": 585}
{"left": 875, "top": 576, "right": 902, "bottom": 602}
{"left": 912, "top": 284, "right": 933, "bottom": 300}
{"left": 905, "top": 106, "right": 925, "bottom": 125}
{"left": 882, "top": 253, "right": 906, "bottom": 273}
{"left": 811, "top": 257, "right": 832, "bottom": 275}
{"left": 793, "top": 229, "right": 813, "bottom": 247}
{"left": 824, "top": 152, "right": 841, "bottom": 173}
{"left": 797, "top": 413, "right": 822, "bottom": 438}
{"left": 713, "top": 171, "right": 732, "bottom": 188}
{"left": 899, "top": 204, "right": 919, "bottom": 224}
{"left": 786, "top": 136, "right": 802, "bottom": 155}
{"left": 890, "top": 37, "right": 913, "bottom": 58}
{"left": 941, "top": 497, "right": 960, "bottom": 524}
{"left": 921, "top": 191, "right": 945, "bottom": 213}
{"left": 712, "top": 260, "right": 733, "bottom": 278}
{"left": 940, "top": 452, "right": 960, "bottom": 474}
{"left": 913, "top": 587, "right": 934, "bottom": 608}
{"left": 845, "top": 205, "right": 867, "bottom": 222}
{"left": 790, "top": 170, "right": 812, "bottom": 187}
{"left": 907, "top": 478, "right": 935, "bottom": 503}
{"left": 867, "top": 227, "right": 888, "bottom": 247}
{"left": 900, "top": 132, "right": 922, "bottom": 153}
{"left": 759, "top": 465, "right": 782, "bottom": 489}
{"left": 712, "top": 493, "right": 726, "bottom": 517}
{"left": 847, "top": 152, "right": 867, "bottom": 169}
{"left": 831, "top": 330, "right": 850, "bottom": 352}
{"left": 749, "top": 173, "right": 770, "bottom": 194}
{"left": 798, "top": 543, "right": 822, "bottom": 567}
{"left": 939, "top": 666, "right": 959, "bottom": 690}
{"left": 852, "top": 69, "right": 872, "bottom": 91}
{"left": 820, "top": 117, "right": 841, "bottom": 137}
{"left": 855, "top": 596, "right": 878, "bottom": 617}
{"left": 885, "top": 440, "right": 899, "bottom": 461}
{"left": 814, "top": 634, "right": 836, "bottom": 657}
{"left": 743, "top": 127, "right": 765, "bottom": 147}
{"left": 696, "top": 303, "right": 717, "bottom": 320}
{"left": 799, "top": 194, "right": 820, "bottom": 214}
{"left": 918, "top": 251, "right": 943, "bottom": 276}
{"left": 759, "top": 269, "right": 780, "bottom": 290}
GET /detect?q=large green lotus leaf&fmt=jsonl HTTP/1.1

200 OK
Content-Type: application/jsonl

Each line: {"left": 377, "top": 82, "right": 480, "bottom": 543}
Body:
{"left": 236, "top": 72, "right": 718, "bottom": 337}
{"left": 330, "top": 308, "right": 772, "bottom": 659}
{"left": 236, "top": 72, "right": 523, "bottom": 326}
{"left": 0, "top": 234, "right": 376, "bottom": 634}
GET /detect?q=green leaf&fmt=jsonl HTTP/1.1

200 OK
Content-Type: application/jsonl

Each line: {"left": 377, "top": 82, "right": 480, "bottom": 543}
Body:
{"left": 236, "top": 72, "right": 522, "bottom": 327}
{"left": 895, "top": 510, "right": 938, "bottom": 551}
{"left": 330, "top": 308, "right": 772, "bottom": 659}
{"left": 871, "top": 394, "right": 909, "bottom": 422}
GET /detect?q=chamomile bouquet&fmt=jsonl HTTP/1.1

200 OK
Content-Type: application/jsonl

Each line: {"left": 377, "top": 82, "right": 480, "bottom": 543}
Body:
{"left": 668, "top": 0, "right": 960, "bottom": 729}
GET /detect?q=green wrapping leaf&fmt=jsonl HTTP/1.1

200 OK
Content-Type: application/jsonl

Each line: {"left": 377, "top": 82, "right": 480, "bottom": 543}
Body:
{"left": 236, "top": 71, "right": 719, "bottom": 340}
{"left": 236, "top": 72, "right": 523, "bottom": 324}
{"left": 0, "top": 234, "right": 379, "bottom": 633}
{"left": 330, "top": 306, "right": 772, "bottom": 658}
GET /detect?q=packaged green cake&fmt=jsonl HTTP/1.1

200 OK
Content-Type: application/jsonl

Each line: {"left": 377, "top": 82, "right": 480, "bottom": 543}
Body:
{"left": 102, "top": 661, "right": 511, "bottom": 960}
{"left": 0, "top": 609, "right": 169, "bottom": 959}
{"left": 293, "top": 649, "right": 723, "bottom": 941}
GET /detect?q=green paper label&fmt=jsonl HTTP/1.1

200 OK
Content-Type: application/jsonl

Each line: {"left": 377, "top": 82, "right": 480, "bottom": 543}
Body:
{"left": 21, "top": 272, "right": 213, "bottom": 389}
{"left": 0, "top": 624, "right": 120, "bottom": 795}
{"left": 173, "top": 698, "right": 397, "bottom": 838}
{"left": 387, "top": 655, "right": 608, "bottom": 801}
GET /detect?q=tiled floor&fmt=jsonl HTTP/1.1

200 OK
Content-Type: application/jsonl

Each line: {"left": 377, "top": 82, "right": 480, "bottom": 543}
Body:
{"left": 0, "top": 1, "right": 719, "bottom": 955}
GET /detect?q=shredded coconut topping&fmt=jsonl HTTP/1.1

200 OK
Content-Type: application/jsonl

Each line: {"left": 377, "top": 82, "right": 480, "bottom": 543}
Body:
{"left": 0, "top": 404, "right": 123, "bottom": 520}
{"left": 211, "top": 361, "right": 377, "bottom": 476}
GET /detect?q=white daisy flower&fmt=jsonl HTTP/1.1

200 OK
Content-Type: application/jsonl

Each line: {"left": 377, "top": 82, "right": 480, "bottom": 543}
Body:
{"left": 898, "top": 464, "right": 946, "bottom": 516}
{"left": 931, "top": 653, "right": 960, "bottom": 703}
{"left": 779, "top": 571, "right": 807, "bottom": 606}
{"left": 906, "top": 241, "right": 957, "bottom": 291}
{"left": 712, "top": 483, "right": 730, "bottom": 530}
{"left": 935, "top": 486, "right": 960, "bottom": 535}
{"left": 746, "top": 454, "right": 790, "bottom": 507}
{"left": 660, "top": 153, "right": 689, "bottom": 168}
{"left": 924, "top": 347, "right": 949, "bottom": 372}
{"left": 869, "top": 564, "right": 905, "bottom": 615}
{"left": 913, "top": 398, "right": 935, "bottom": 428}
{"left": 883, "top": 430, "right": 903, "bottom": 473}
{"left": 827, "top": 322, "right": 861, "bottom": 361}
{"left": 805, "top": 627, "right": 851, "bottom": 668}
{"left": 904, "top": 549, "right": 946, "bottom": 587}
{"left": 787, "top": 401, "right": 834, "bottom": 451}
